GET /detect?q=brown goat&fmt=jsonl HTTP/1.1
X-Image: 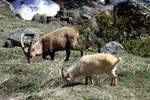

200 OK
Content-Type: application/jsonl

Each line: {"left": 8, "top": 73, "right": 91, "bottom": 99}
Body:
{"left": 21, "top": 27, "right": 85, "bottom": 63}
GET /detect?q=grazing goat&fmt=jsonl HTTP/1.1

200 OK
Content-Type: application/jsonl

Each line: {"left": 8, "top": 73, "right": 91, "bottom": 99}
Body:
{"left": 20, "top": 27, "right": 85, "bottom": 63}
{"left": 61, "top": 53, "right": 121, "bottom": 86}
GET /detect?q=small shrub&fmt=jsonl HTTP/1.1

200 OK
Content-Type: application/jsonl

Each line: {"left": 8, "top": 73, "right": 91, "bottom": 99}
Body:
{"left": 77, "top": 6, "right": 150, "bottom": 57}
{"left": 124, "top": 38, "right": 150, "bottom": 57}
{"left": 67, "top": 12, "right": 75, "bottom": 19}
{"left": 76, "top": 20, "right": 102, "bottom": 48}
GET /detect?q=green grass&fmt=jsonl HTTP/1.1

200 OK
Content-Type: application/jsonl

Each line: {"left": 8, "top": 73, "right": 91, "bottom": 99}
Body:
{"left": 0, "top": 16, "right": 150, "bottom": 100}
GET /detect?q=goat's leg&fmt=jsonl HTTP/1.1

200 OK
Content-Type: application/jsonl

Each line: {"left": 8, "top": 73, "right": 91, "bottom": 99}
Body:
{"left": 85, "top": 76, "right": 94, "bottom": 85}
{"left": 65, "top": 49, "right": 70, "bottom": 61}
{"left": 108, "top": 71, "right": 117, "bottom": 86}
{"left": 114, "top": 76, "right": 117, "bottom": 86}
{"left": 85, "top": 76, "right": 88, "bottom": 85}
{"left": 50, "top": 51, "right": 55, "bottom": 60}
{"left": 110, "top": 76, "right": 114, "bottom": 86}
{"left": 89, "top": 76, "right": 94, "bottom": 85}
{"left": 42, "top": 48, "right": 50, "bottom": 60}
{"left": 74, "top": 45, "right": 85, "bottom": 56}
{"left": 110, "top": 74, "right": 117, "bottom": 86}
{"left": 42, "top": 52, "right": 47, "bottom": 60}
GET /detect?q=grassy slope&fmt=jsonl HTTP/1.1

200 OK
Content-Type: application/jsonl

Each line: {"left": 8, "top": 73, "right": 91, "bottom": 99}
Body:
{"left": 0, "top": 16, "right": 150, "bottom": 100}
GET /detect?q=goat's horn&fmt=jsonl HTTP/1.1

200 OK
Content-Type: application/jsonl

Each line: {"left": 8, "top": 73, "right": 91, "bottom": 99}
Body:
{"left": 20, "top": 33, "right": 28, "bottom": 55}
{"left": 61, "top": 67, "right": 68, "bottom": 82}
{"left": 20, "top": 33, "right": 25, "bottom": 48}
{"left": 61, "top": 67, "right": 65, "bottom": 79}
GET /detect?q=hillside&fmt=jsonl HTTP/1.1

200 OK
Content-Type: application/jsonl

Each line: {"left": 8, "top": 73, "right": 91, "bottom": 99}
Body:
{"left": 0, "top": 0, "right": 150, "bottom": 100}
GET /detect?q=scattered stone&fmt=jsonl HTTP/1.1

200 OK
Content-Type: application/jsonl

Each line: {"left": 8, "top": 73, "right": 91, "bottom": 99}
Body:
{"left": 3, "top": 28, "right": 44, "bottom": 48}
{"left": 100, "top": 41, "right": 128, "bottom": 54}
{"left": 90, "top": 18, "right": 99, "bottom": 31}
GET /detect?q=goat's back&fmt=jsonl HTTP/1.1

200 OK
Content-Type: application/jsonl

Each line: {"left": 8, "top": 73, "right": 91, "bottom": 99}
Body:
{"left": 41, "top": 27, "right": 79, "bottom": 51}
{"left": 43, "top": 27, "right": 78, "bottom": 39}
{"left": 79, "top": 53, "right": 119, "bottom": 75}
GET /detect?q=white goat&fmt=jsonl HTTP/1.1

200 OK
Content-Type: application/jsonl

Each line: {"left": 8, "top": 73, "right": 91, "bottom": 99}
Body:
{"left": 61, "top": 53, "right": 121, "bottom": 86}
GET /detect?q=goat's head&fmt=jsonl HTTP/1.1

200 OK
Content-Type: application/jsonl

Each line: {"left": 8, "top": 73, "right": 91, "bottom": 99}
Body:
{"left": 60, "top": 67, "right": 73, "bottom": 84}
{"left": 20, "top": 33, "right": 37, "bottom": 63}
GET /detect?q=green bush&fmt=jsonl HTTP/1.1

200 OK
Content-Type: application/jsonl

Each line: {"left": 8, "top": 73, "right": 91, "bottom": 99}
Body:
{"left": 124, "top": 38, "right": 150, "bottom": 57}
{"left": 76, "top": 7, "right": 150, "bottom": 57}
{"left": 76, "top": 20, "right": 104, "bottom": 49}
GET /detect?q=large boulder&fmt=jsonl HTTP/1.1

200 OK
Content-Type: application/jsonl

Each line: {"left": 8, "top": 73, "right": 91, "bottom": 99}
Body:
{"left": 3, "top": 28, "right": 44, "bottom": 48}
{"left": 100, "top": 41, "right": 127, "bottom": 54}
{"left": 0, "top": 0, "right": 15, "bottom": 17}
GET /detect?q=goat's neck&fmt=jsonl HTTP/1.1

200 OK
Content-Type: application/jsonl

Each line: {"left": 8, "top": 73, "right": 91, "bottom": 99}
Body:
{"left": 68, "top": 62, "right": 81, "bottom": 79}
{"left": 34, "top": 41, "right": 43, "bottom": 54}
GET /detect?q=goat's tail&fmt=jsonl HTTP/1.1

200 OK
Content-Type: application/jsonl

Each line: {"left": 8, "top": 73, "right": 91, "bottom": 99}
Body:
{"left": 118, "top": 57, "right": 122, "bottom": 62}
{"left": 114, "top": 57, "right": 122, "bottom": 67}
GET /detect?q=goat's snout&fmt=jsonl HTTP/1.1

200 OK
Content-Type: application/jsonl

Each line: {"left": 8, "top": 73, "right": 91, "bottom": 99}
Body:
{"left": 27, "top": 56, "right": 33, "bottom": 63}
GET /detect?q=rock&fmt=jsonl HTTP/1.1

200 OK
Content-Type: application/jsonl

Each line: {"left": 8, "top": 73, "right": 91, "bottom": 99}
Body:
{"left": 87, "top": 1, "right": 99, "bottom": 8}
{"left": 3, "top": 28, "right": 44, "bottom": 48}
{"left": 32, "top": 14, "right": 48, "bottom": 23}
{"left": 60, "top": 16, "right": 73, "bottom": 24}
{"left": 98, "top": 0, "right": 111, "bottom": 5}
{"left": 100, "top": 41, "right": 127, "bottom": 54}
{"left": 0, "top": 0, "right": 15, "bottom": 17}
{"left": 81, "top": 6, "right": 92, "bottom": 12}
{"left": 80, "top": 13, "right": 92, "bottom": 20}
{"left": 90, "top": 18, "right": 99, "bottom": 31}
{"left": 98, "top": 0, "right": 105, "bottom": 5}
{"left": 114, "top": 1, "right": 140, "bottom": 16}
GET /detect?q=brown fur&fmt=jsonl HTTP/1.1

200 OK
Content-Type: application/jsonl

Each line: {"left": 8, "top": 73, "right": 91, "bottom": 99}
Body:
{"left": 21, "top": 27, "right": 85, "bottom": 63}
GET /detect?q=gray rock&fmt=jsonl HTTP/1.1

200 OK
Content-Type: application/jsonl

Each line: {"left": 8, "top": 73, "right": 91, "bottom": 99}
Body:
{"left": 88, "top": 1, "right": 99, "bottom": 8}
{"left": 0, "top": 0, "right": 15, "bottom": 17}
{"left": 100, "top": 41, "right": 127, "bottom": 54}
{"left": 3, "top": 28, "right": 44, "bottom": 48}
{"left": 90, "top": 18, "right": 99, "bottom": 31}
{"left": 81, "top": 6, "right": 92, "bottom": 12}
{"left": 80, "top": 13, "right": 92, "bottom": 20}
{"left": 60, "top": 16, "right": 74, "bottom": 24}
{"left": 32, "top": 14, "right": 48, "bottom": 23}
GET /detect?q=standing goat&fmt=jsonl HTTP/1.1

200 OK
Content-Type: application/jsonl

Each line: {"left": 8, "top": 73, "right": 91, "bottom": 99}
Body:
{"left": 20, "top": 27, "right": 85, "bottom": 63}
{"left": 61, "top": 53, "right": 121, "bottom": 86}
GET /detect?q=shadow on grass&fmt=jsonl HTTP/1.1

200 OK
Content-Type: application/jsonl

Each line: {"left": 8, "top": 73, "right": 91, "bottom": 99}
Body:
{"left": 61, "top": 82, "right": 85, "bottom": 88}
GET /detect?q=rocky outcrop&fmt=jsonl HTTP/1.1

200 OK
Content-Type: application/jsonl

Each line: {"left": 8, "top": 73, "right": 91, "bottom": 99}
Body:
{"left": 3, "top": 28, "right": 44, "bottom": 48}
{"left": 44, "top": 1, "right": 114, "bottom": 25}
{"left": 100, "top": 41, "right": 128, "bottom": 54}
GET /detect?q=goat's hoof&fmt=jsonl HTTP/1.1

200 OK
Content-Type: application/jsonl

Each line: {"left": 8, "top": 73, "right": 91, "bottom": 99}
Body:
{"left": 64, "top": 59, "right": 69, "bottom": 61}
{"left": 110, "top": 84, "right": 117, "bottom": 86}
